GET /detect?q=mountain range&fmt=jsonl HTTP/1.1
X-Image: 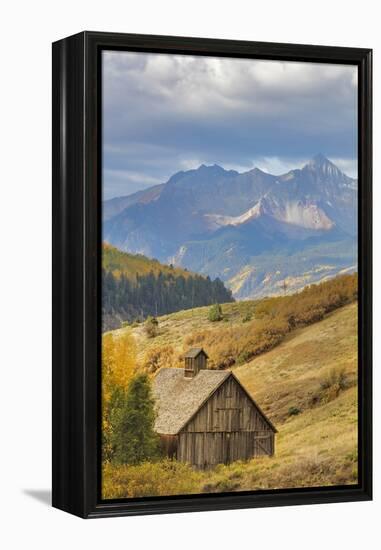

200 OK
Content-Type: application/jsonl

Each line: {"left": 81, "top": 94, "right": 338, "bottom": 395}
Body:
{"left": 103, "top": 154, "right": 357, "bottom": 299}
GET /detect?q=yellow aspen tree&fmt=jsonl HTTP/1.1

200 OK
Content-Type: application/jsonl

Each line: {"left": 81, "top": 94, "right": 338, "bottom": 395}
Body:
{"left": 102, "top": 331, "right": 137, "bottom": 461}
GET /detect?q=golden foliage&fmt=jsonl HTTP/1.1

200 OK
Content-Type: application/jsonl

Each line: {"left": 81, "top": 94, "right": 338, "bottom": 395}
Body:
{"left": 102, "top": 459, "right": 202, "bottom": 499}
{"left": 255, "top": 273, "right": 358, "bottom": 325}
{"left": 143, "top": 345, "right": 175, "bottom": 373}
{"left": 102, "top": 332, "right": 137, "bottom": 461}
{"left": 186, "top": 274, "right": 357, "bottom": 370}
{"left": 103, "top": 440, "right": 358, "bottom": 498}
{"left": 103, "top": 242, "right": 192, "bottom": 281}
{"left": 186, "top": 316, "right": 289, "bottom": 369}
{"left": 102, "top": 333, "right": 137, "bottom": 402}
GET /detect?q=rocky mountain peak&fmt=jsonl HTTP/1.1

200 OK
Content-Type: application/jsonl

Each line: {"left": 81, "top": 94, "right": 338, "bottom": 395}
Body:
{"left": 303, "top": 154, "right": 342, "bottom": 178}
{"left": 197, "top": 163, "right": 224, "bottom": 173}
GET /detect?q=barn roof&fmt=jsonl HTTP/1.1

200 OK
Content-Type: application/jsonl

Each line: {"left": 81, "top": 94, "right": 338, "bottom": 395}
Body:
{"left": 153, "top": 368, "right": 277, "bottom": 435}
{"left": 153, "top": 368, "right": 229, "bottom": 434}
{"left": 183, "top": 347, "right": 208, "bottom": 359}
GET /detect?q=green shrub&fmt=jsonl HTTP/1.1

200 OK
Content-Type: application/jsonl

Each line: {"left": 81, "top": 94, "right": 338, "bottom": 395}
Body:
{"left": 144, "top": 316, "right": 159, "bottom": 338}
{"left": 208, "top": 303, "right": 223, "bottom": 322}
{"left": 288, "top": 406, "right": 301, "bottom": 417}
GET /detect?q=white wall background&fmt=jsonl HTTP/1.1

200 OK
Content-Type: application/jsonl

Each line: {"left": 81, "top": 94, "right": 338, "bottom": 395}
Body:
{"left": 0, "top": 0, "right": 378, "bottom": 548}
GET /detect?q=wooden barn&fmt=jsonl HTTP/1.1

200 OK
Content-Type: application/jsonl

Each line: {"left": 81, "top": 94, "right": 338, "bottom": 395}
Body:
{"left": 153, "top": 347, "right": 276, "bottom": 468}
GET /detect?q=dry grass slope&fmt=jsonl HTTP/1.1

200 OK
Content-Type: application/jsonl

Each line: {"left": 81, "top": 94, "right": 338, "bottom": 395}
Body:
{"left": 231, "top": 302, "right": 358, "bottom": 490}
{"left": 110, "top": 300, "right": 259, "bottom": 366}
{"left": 103, "top": 302, "right": 358, "bottom": 497}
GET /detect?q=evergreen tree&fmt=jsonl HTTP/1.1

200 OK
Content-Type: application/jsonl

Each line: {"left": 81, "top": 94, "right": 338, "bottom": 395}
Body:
{"left": 111, "top": 374, "right": 160, "bottom": 465}
{"left": 102, "top": 265, "right": 234, "bottom": 329}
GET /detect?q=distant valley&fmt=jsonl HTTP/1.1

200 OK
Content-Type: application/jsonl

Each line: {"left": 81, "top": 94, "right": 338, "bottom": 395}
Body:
{"left": 103, "top": 155, "right": 357, "bottom": 299}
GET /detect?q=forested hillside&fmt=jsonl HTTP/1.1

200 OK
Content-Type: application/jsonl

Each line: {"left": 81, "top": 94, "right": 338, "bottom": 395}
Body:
{"left": 103, "top": 242, "right": 192, "bottom": 279}
{"left": 102, "top": 243, "right": 234, "bottom": 330}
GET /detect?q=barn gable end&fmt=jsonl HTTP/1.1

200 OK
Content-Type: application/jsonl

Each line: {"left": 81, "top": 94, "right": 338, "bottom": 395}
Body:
{"left": 182, "top": 373, "right": 276, "bottom": 434}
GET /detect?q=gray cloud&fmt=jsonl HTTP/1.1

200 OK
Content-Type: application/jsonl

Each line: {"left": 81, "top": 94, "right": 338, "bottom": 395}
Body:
{"left": 103, "top": 51, "right": 357, "bottom": 199}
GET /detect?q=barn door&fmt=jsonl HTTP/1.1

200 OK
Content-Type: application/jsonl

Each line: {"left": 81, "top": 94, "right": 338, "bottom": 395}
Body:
{"left": 254, "top": 433, "right": 272, "bottom": 456}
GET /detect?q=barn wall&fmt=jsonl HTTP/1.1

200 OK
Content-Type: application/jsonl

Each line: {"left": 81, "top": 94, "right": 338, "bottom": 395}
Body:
{"left": 197, "top": 354, "right": 206, "bottom": 371}
{"left": 176, "top": 376, "right": 275, "bottom": 467}
{"left": 183, "top": 376, "right": 273, "bottom": 433}
{"left": 177, "top": 431, "right": 274, "bottom": 467}
{"left": 184, "top": 354, "right": 207, "bottom": 378}
{"left": 184, "top": 357, "right": 193, "bottom": 378}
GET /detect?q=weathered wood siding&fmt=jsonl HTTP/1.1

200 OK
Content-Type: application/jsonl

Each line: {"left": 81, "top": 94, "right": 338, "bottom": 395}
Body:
{"left": 178, "top": 431, "right": 274, "bottom": 467}
{"left": 183, "top": 376, "right": 271, "bottom": 433}
{"left": 184, "top": 357, "right": 193, "bottom": 378}
{"left": 176, "top": 375, "right": 275, "bottom": 467}
{"left": 197, "top": 353, "right": 207, "bottom": 371}
{"left": 184, "top": 353, "right": 207, "bottom": 378}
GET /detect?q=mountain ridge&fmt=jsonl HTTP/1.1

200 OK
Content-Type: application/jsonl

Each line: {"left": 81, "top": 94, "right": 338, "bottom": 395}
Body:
{"left": 103, "top": 155, "right": 357, "bottom": 299}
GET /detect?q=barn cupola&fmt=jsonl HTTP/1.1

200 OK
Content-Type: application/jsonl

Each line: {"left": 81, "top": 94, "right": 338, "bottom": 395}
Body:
{"left": 183, "top": 348, "right": 208, "bottom": 378}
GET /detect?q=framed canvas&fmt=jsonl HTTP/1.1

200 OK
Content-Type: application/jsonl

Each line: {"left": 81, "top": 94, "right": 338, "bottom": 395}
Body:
{"left": 52, "top": 31, "right": 372, "bottom": 518}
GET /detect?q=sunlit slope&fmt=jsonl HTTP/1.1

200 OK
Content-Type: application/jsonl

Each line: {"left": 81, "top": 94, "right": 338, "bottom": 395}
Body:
{"left": 109, "top": 300, "right": 259, "bottom": 365}
{"left": 103, "top": 242, "right": 192, "bottom": 280}
{"left": 103, "top": 302, "right": 358, "bottom": 496}
{"left": 231, "top": 302, "right": 358, "bottom": 488}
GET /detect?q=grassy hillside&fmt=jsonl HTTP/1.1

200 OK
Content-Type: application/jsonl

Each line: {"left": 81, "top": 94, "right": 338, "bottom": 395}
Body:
{"left": 103, "top": 299, "right": 358, "bottom": 498}
{"left": 110, "top": 274, "right": 356, "bottom": 370}
{"left": 230, "top": 302, "right": 358, "bottom": 489}
{"left": 110, "top": 299, "right": 259, "bottom": 366}
{"left": 235, "top": 302, "right": 358, "bottom": 423}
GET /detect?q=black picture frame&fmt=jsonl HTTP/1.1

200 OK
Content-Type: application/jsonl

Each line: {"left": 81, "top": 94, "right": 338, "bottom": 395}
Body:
{"left": 52, "top": 31, "right": 372, "bottom": 519}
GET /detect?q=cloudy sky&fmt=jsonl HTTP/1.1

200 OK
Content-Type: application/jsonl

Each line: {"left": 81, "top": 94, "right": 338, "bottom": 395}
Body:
{"left": 102, "top": 51, "right": 358, "bottom": 200}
